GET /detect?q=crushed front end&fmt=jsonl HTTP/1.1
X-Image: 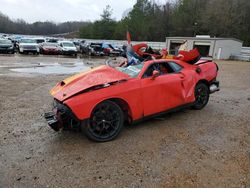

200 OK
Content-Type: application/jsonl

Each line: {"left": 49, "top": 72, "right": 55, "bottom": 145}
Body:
{"left": 44, "top": 100, "right": 81, "bottom": 131}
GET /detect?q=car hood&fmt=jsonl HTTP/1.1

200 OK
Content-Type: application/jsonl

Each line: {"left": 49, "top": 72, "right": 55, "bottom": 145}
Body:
{"left": 0, "top": 44, "right": 12, "bottom": 47}
{"left": 51, "top": 65, "right": 130, "bottom": 101}
{"left": 43, "top": 46, "right": 58, "bottom": 50}
{"left": 62, "top": 46, "right": 77, "bottom": 50}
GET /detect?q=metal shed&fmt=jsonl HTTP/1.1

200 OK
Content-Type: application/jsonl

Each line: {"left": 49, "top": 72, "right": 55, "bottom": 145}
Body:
{"left": 166, "top": 36, "right": 243, "bottom": 60}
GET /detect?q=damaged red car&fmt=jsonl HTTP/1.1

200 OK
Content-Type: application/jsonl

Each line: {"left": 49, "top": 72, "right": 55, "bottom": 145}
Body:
{"left": 45, "top": 59, "right": 219, "bottom": 142}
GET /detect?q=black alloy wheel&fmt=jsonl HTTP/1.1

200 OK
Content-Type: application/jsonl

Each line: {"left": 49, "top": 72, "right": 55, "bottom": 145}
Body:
{"left": 193, "top": 82, "right": 209, "bottom": 110}
{"left": 83, "top": 101, "right": 124, "bottom": 142}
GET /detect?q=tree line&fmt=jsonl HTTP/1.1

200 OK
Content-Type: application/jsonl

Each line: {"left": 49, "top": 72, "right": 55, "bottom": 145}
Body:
{"left": 0, "top": 12, "right": 89, "bottom": 36}
{"left": 1, "top": 0, "right": 250, "bottom": 46}
{"left": 79, "top": 0, "right": 250, "bottom": 46}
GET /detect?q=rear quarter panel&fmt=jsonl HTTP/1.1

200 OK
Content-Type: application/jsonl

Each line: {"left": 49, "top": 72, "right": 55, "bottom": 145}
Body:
{"left": 197, "top": 62, "right": 218, "bottom": 82}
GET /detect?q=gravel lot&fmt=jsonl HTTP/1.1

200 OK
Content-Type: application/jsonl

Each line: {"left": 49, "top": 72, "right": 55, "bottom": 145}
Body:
{"left": 0, "top": 54, "right": 249, "bottom": 188}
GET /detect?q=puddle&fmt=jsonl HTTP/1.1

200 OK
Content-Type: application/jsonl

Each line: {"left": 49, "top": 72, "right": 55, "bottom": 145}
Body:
{"left": 10, "top": 63, "right": 91, "bottom": 75}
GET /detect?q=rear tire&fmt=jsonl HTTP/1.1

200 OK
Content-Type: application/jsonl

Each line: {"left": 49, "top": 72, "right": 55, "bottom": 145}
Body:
{"left": 192, "top": 82, "right": 209, "bottom": 110}
{"left": 82, "top": 101, "right": 124, "bottom": 142}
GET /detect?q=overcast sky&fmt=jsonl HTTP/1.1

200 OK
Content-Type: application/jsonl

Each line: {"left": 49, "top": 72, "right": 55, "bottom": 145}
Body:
{"left": 0, "top": 0, "right": 140, "bottom": 23}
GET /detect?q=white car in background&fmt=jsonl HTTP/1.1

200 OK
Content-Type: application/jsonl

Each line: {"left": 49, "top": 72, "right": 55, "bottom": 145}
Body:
{"left": 18, "top": 38, "right": 40, "bottom": 54}
{"left": 58, "top": 41, "right": 77, "bottom": 56}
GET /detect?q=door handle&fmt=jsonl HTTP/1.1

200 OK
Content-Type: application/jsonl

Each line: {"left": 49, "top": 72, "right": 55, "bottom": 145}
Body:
{"left": 179, "top": 72, "right": 185, "bottom": 79}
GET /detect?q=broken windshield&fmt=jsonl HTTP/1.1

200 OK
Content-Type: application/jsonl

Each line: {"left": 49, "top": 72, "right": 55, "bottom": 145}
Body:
{"left": 115, "top": 63, "right": 144, "bottom": 78}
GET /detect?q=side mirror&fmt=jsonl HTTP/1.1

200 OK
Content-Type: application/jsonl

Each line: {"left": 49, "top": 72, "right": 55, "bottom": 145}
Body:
{"left": 151, "top": 70, "right": 160, "bottom": 80}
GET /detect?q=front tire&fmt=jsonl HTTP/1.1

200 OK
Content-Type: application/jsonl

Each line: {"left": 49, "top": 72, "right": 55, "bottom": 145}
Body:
{"left": 82, "top": 101, "right": 124, "bottom": 142}
{"left": 192, "top": 82, "right": 209, "bottom": 110}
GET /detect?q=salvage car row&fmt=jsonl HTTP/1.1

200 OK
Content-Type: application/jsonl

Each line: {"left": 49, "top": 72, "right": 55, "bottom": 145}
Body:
{"left": 0, "top": 36, "right": 124, "bottom": 57}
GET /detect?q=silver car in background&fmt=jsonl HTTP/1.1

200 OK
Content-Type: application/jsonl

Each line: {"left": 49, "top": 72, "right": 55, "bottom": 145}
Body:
{"left": 18, "top": 38, "right": 40, "bottom": 54}
{"left": 58, "top": 41, "right": 77, "bottom": 56}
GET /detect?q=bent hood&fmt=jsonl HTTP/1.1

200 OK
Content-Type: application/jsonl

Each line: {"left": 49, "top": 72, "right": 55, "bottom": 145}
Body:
{"left": 51, "top": 65, "right": 130, "bottom": 101}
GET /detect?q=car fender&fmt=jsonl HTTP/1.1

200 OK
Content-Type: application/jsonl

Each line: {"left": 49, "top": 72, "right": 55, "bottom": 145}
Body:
{"left": 87, "top": 96, "right": 133, "bottom": 121}
{"left": 65, "top": 94, "right": 137, "bottom": 121}
{"left": 64, "top": 79, "right": 143, "bottom": 121}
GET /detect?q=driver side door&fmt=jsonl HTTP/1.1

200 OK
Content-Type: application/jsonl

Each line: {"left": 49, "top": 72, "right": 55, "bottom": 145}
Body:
{"left": 140, "top": 62, "right": 186, "bottom": 117}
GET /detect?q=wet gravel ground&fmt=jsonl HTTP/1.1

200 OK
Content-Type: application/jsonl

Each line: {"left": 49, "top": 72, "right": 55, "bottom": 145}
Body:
{"left": 0, "top": 54, "right": 249, "bottom": 188}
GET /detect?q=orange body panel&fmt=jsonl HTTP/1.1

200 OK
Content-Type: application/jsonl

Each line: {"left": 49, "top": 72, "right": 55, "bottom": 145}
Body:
{"left": 51, "top": 65, "right": 130, "bottom": 102}
{"left": 51, "top": 59, "right": 218, "bottom": 121}
{"left": 132, "top": 43, "right": 148, "bottom": 56}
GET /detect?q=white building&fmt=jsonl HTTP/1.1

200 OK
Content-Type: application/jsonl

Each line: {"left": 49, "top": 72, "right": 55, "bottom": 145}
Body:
{"left": 166, "top": 36, "right": 243, "bottom": 60}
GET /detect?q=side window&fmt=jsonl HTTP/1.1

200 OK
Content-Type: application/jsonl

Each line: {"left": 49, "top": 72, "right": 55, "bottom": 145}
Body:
{"left": 143, "top": 64, "right": 158, "bottom": 78}
{"left": 142, "top": 62, "right": 175, "bottom": 78}
{"left": 168, "top": 62, "right": 183, "bottom": 72}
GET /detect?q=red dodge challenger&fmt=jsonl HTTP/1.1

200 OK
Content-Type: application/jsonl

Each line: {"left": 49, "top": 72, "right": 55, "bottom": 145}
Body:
{"left": 45, "top": 59, "right": 219, "bottom": 142}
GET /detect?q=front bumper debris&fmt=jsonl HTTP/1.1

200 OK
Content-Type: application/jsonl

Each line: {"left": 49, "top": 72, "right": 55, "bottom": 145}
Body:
{"left": 44, "top": 100, "right": 81, "bottom": 131}
{"left": 44, "top": 110, "right": 62, "bottom": 131}
{"left": 210, "top": 81, "right": 220, "bottom": 94}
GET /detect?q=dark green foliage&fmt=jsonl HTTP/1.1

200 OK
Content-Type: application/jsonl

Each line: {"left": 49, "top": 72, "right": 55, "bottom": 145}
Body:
{"left": 0, "top": 12, "right": 89, "bottom": 35}
{"left": 79, "top": 0, "right": 250, "bottom": 45}
{"left": 80, "top": 5, "right": 117, "bottom": 40}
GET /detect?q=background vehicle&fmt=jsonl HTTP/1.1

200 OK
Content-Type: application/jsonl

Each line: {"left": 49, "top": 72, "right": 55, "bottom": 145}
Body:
{"left": 79, "top": 40, "right": 86, "bottom": 53}
{"left": 72, "top": 40, "right": 80, "bottom": 52}
{"left": 81, "top": 42, "right": 104, "bottom": 56}
{"left": 133, "top": 43, "right": 162, "bottom": 59}
{"left": 102, "top": 43, "right": 123, "bottom": 56}
{"left": 34, "top": 38, "right": 45, "bottom": 44}
{"left": 40, "top": 42, "right": 60, "bottom": 55}
{"left": 8, "top": 35, "right": 23, "bottom": 51}
{"left": 58, "top": 41, "right": 77, "bottom": 56}
{"left": 45, "top": 38, "right": 59, "bottom": 43}
{"left": 45, "top": 58, "right": 219, "bottom": 142}
{"left": 0, "top": 39, "right": 15, "bottom": 54}
{"left": 18, "top": 38, "right": 40, "bottom": 54}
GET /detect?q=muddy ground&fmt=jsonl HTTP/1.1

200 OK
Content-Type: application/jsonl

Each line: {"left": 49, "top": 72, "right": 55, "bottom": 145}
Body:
{"left": 0, "top": 54, "right": 249, "bottom": 188}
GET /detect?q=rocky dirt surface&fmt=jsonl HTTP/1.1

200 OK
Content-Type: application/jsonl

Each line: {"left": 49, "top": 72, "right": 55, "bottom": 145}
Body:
{"left": 0, "top": 55, "right": 249, "bottom": 188}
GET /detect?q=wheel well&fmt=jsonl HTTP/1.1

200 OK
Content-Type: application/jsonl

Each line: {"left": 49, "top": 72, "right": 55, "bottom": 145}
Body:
{"left": 197, "top": 79, "right": 209, "bottom": 87}
{"left": 107, "top": 98, "right": 133, "bottom": 124}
